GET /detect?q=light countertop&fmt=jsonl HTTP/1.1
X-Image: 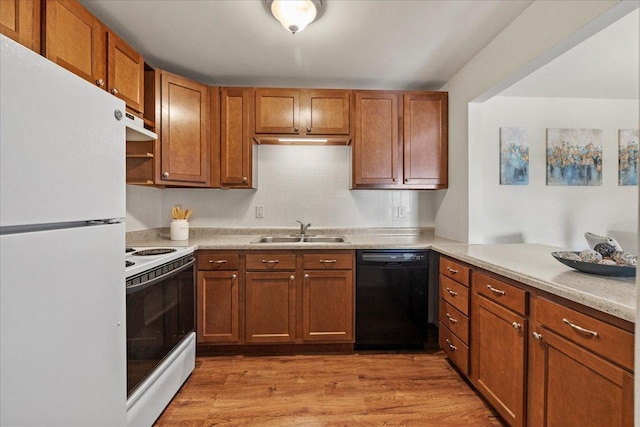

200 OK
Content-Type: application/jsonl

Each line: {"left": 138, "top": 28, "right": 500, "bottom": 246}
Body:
{"left": 126, "top": 228, "right": 636, "bottom": 323}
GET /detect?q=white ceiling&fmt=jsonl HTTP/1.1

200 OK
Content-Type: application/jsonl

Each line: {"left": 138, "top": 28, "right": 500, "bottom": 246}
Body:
{"left": 499, "top": 8, "right": 639, "bottom": 99}
{"left": 79, "top": 0, "right": 533, "bottom": 90}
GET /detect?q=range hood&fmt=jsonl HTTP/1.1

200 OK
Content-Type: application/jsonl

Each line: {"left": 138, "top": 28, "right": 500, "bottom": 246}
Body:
{"left": 124, "top": 112, "right": 157, "bottom": 141}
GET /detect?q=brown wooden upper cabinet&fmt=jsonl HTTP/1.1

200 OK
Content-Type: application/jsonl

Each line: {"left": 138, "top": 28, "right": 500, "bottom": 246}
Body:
{"left": 352, "top": 90, "right": 448, "bottom": 189}
{"left": 0, "top": 0, "right": 40, "bottom": 53}
{"left": 43, "top": 0, "right": 105, "bottom": 87}
{"left": 107, "top": 31, "right": 144, "bottom": 114}
{"left": 43, "top": 0, "right": 144, "bottom": 114}
{"left": 158, "top": 71, "right": 210, "bottom": 187}
{"left": 254, "top": 88, "right": 351, "bottom": 144}
{"left": 219, "top": 87, "right": 256, "bottom": 189}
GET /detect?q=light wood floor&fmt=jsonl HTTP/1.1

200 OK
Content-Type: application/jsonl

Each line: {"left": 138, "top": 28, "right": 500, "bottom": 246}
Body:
{"left": 154, "top": 351, "right": 506, "bottom": 426}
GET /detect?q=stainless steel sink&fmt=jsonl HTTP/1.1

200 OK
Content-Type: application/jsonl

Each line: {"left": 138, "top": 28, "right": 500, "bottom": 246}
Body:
{"left": 303, "top": 236, "right": 348, "bottom": 243}
{"left": 250, "top": 235, "right": 349, "bottom": 244}
{"left": 251, "top": 236, "right": 303, "bottom": 243}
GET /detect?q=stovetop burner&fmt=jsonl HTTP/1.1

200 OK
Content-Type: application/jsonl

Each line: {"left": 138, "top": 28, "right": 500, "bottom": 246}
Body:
{"left": 132, "top": 248, "right": 178, "bottom": 256}
{"left": 126, "top": 260, "right": 135, "bottom": 267}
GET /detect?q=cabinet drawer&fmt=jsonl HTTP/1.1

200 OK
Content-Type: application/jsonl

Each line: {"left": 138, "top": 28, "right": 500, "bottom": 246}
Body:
{"left": 439, "top": 323, "right": 469, "bottom": 375}
{"left": 197, "top": 252, "right": 240, "bottom": 270}
{"left": 439, "top": 275, "right": 469, "bottom": 315}
{"left": 439, "top": 298, "right": 469, "bottom": 344}
{"left": 245, "top": 253, "right": 296, "bottom": 270}
{"left": 303, "top": 253, "right": 353, "bottom": 270}
{"left": 535, "top": 298, "right": 634, "bottom": 371}
{"left": 474, "top": 271, "right": 527, "bottom": 315}
{"left": 440, "top": 257, "right": 470, "bottom": 287}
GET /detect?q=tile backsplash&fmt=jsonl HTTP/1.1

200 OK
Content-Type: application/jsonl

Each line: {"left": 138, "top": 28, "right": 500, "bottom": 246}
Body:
{"left": 126, "top": 145, "right": 436, "bottom": 231}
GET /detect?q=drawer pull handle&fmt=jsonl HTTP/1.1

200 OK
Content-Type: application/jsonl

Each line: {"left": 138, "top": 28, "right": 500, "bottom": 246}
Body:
{"left": 562, "top": 318, "right": 599, "bottom": 338}
{"left": 487, "top": 285, "right": 506, "bottom": 296}
{"left": 319, "top": 259, "right": 337, "bottom": 263}
{"left": 445, "top": 339, "right": 457, "bottom": 351}
{"left": 445, "top": 288, "right": 458, "bottom": 297}
{"left": 209, "top": 259, "right": 227, "bottom": 264}
{"left": 445, "top": 313, "right": 458, "bottom": 324}
{"left": 532, "top": 332, "right": 543, "bottom": 340}
{"left": 446, "top": 266, "right": 459, "bottom": 274}
{"left": 511, "top": 321, "right": 521, "bottom": 330}
{"left": 262, "top": 260, "right": 280, "bottom": 264}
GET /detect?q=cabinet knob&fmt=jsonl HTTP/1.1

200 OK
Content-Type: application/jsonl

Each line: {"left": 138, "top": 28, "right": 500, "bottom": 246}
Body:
{"left": 293, "top": 127, "right": 299, "bottom": 132}
{"left": 307, "top": 127, "right": 311, "bottom": 133}
{"left": 392, "top": 177, "right": 398, "bottom": 183}
{"left": 290, "top": 275, "right": 295, "bottom": 281}
{"left": 231, "top": 274, "right": 237, "bottom": 280}
{"left": 242, "top": 177, "right": 248, "bottom": 183}
{"left": 110, "top": 88, "right": 119, "bottom": 95}
{"left": 511, "top": 322, "right": 521, "bottom": 330}
{"left": 304, "top": 273, "right": 310, "bottom": 279}
{"left": 405, "top": 178, "right": 410, "bottom": 183}
{"left": 163, "top": 172, "right": 169, "bottom": 178}
{"left": 532, "top": 332, "right": 543, "bottom": 340}
{"left": 95, "top": 79, "right": 105, "bottom": 87}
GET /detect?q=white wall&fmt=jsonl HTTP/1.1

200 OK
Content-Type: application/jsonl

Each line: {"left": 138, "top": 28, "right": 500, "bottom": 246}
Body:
{"left": 473, "top": 96, "right": 638, "bottom": 251}
{"left": 126, "top": 145, "right": 436, "bottom": 231}
{"left": 436, "top": 0, "right": 627, "bottom": 242}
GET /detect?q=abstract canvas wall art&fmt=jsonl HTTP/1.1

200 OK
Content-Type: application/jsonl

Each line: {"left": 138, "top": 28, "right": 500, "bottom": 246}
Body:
{"left": 500, "top": 127, "right": 529, "bottom": 185}
{"left": 618, "top": 129, "right": 638, "bottom": 186}
{"left": 546, "top": 128, "right": 602, "bottom": 186}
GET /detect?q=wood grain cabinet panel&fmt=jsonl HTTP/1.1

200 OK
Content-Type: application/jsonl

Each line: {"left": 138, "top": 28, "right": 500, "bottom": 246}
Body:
{"left": 107, "top": 30, "right": 144, "bottom": 114}
{"left": 305, "top": 89, "right": 350, "bottom": 135}
{"left": 255, "top": 88, "right": 300, "bottom": 134}
{"left": 197, "top": 270, "right": 240, "bottom": 344}
{"left": 0, "top": 0, "right": 40, "bottom": 53}
{"left": 159, "top": 71, "right": 210, "bottom": 186}
{"left": 220, "top": 87, "right": 254, "bottom": 188}
{"left": 302, "top": 269, "right": 353, "bottom": 343}
{"left": 472, "top": 292, "right": 526, "bottom": 427}
{"left": 529, "top": 321, "right": 633, "bottom": 427}
{"left": 43, "top": 0, "right": 105, "bottom": 86}
{"left": 402, "top": 92, "right": 448, "bottom": 188}
{"left": 352, "top": 91, "right": 400, "bottom": 187}
{"left": 245, "top": 271, "right": 296, "bottom": 343}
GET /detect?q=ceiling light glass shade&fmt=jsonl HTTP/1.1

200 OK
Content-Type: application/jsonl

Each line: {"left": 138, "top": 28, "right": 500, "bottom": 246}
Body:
{"left": 265, "top": 0, "right": 323, "bottom": 34}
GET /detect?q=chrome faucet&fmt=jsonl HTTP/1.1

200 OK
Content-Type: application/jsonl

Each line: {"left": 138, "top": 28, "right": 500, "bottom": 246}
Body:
{"left": 296, "top": 220, "right": 311, "bottom": 236}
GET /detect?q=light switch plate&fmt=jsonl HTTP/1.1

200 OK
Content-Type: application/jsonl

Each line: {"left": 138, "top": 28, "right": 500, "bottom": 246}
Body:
{"left": 256, "top": 205, "right": 265, "bottom": 218}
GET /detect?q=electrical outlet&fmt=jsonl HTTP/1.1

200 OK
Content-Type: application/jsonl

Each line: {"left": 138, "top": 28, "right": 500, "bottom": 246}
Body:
{"left": 398, "top": 206, "right": 405, "bottom": 218}
{"left": 256, "top": 205, "right": 264, "bottom": 218}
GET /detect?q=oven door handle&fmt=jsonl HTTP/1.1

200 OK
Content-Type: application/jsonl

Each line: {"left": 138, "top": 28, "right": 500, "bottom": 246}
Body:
{"left": 126, "top": 257, "right": 195, "bottom": 295}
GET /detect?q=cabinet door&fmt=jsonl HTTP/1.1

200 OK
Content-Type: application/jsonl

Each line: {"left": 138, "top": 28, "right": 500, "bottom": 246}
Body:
{"left": 352, "top": 91, "right": 400, "bottom": 187}
{"left": 0, "top": 0, "right": 40, "bottom": 53}
{"left": 220, "top": 87, "right": 253, "bottom": 188}
{"left": 529, "top": 327, "right": 633, "bottom": 427}
{"left": 43, "top": 0, "right": 105, "bottom": 86}
{"left": 403, "top": 92, "right": 448, "bottom": 188}
{"left": 305, "top": 89, "right": 350, "bottom": 135}
{"left": 107, "top": 31, "right": 144, "bottom": 114}
{"left": 472, "top": 294, "right": 526, "bottom": 427}
{"left": 159, "top": 71, "right": 210, "bottom": 186}
{"left": 197, "top": 270, "right": 240, "bottom": 344}
{"left": 245, "top": 272, "right": 296, "bottom": 343}
{"left": 255, "top": 88, "right": 299, "bottom": 134}
{"left": 302, "top": 270, "right": 353, "bottom": 342}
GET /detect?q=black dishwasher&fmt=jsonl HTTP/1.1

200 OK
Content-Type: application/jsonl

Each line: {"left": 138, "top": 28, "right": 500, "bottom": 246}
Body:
{"left": 355, "top": 249, "right": 429, "bottom": 350}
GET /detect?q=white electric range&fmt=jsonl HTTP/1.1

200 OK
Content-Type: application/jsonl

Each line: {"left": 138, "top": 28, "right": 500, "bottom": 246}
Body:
{"left": 125, "top": 246, "right": 195, "bottom": 278}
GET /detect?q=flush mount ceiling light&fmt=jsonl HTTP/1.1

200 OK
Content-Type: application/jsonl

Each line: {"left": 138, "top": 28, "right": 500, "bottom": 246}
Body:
{"left": 265, "top": 0, "right": 324, "bottom": 34}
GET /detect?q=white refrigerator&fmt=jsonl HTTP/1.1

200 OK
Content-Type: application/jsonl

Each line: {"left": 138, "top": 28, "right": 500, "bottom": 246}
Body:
{"left": 0, "top": 35, "right": 127, "bottom": 426}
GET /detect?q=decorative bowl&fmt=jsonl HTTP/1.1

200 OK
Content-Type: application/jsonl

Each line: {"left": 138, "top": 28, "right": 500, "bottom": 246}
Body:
{"left": 551, "top": 251, "right": 636, "bottom": 277}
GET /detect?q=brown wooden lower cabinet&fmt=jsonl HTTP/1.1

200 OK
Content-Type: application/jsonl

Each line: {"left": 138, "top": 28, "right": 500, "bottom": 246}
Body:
{"left": 197, "top": 250, "right": 355, "bottom": 349}
{"left": 302, "top": 269, "right": 353, "bottom": 342}
{"left": 197, "top": 270, "right": 240, "bottom": 343}
{"left": 438, "top": 254, "right": 634, "bottom": 427}
{"left": 245, "top": 271, "right": 296, "bottom": 343}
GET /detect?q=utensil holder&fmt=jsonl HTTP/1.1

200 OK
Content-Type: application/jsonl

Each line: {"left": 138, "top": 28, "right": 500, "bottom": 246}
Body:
{"left": 170, "top": 219, "right": 189, "bottom": 241}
